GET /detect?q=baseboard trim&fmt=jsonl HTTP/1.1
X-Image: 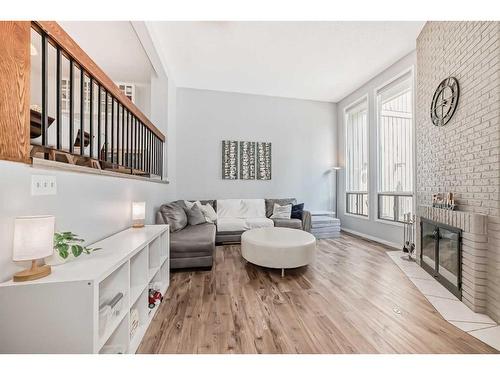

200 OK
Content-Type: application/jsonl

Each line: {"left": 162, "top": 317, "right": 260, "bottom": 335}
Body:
{"left": 341, "top": 228, "right": 400, "bottom": 250}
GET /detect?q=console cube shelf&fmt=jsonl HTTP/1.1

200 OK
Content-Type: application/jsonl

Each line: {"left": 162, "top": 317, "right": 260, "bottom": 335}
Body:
{"left": 0, "top": 225, "right": 170, "bottom": 354}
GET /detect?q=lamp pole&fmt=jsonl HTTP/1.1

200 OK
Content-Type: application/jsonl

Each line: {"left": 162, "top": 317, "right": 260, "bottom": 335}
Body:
{"left": 332, "top": 166, "right": 341, "bottom": 218}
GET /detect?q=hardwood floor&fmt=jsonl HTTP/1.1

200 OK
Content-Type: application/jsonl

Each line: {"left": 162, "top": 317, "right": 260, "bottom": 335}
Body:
{"left": 138, "top": 233, "right": 497, "bottom": 354}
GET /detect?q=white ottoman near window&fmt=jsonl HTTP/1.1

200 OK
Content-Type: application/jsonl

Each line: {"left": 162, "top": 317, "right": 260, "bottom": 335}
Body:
{"left": 241, "top": 227, "right": 316, "bottom": 277}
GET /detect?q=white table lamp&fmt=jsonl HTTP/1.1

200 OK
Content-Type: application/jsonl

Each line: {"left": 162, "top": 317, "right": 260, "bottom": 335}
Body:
{"left": 132, "top": 202, "right": 146, "bottom": 228}
{"left": 12, "top": 215, "right": 55, "bottom": 282}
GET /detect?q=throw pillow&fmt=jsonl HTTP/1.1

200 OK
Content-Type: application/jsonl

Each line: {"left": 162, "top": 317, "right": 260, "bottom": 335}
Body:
{"left": 291, "top": 203, "right": 304, "bottom": 220}
{"left": 270, "top": 203, "right": 292, "bottom": 219}
{"left": 160, "top": 202, "right": 188, "bottom": 232}
{"left": 184, "top": 200, "right": 202, "bottom": 210}
{"left": 186, "top": 204, "right": 207, "bottom": 226}
{"left": 200, "top": 203, "right": 217, "bottom": 223}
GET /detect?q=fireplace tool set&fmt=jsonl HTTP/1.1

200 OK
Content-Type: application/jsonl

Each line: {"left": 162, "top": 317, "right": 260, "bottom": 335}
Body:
{"left": 402, "top": 213, "right": 416, "bottom": 261}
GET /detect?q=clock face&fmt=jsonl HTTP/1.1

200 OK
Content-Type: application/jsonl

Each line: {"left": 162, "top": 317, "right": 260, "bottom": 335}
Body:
{"left": 430, "top": 77, "right": 460, "bottom": 126}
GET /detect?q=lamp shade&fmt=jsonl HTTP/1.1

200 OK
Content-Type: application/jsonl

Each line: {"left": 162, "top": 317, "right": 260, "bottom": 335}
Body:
{"left": 12, "top": 216, "right": 55, "bottom": 261}
{"left": 132, "top": 202, "right": 146, "bottom": 221}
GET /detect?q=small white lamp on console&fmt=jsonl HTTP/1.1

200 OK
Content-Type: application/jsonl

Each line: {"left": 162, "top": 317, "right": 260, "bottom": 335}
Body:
{"left": 12, "top": 215, "right": 55, "bottom": 282}
{"left": 132, "top": 201, "right": 146, "bottom": 228}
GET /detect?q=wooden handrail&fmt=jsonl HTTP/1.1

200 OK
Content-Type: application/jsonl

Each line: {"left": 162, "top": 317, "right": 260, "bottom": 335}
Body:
{"left": 33, "top": 21, "right": 165, "bottom": 142}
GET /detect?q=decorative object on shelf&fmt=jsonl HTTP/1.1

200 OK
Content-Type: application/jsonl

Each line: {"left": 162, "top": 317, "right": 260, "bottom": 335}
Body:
{"left": 12, "top": 215, "right": 55, "bottom": 282}
{"left": 239, "top": 141, "right": 256, "bottom": 180}
{"left": 432, "top": 192, "right": 456, "bottom": 210}
{"left": 222, "top": 140, "right": 238, "bottom": 179}
{"left": 148, "top": 287, "right": 163, "bottom": 309}
{"left": 256, "top": 142, "right": 272, "bottom": 180}
{"left": 430, "top": 77, "right": 459, "bottom": 127}
{"left": 46, "top": 231, "right": 101, "bottom": 266}
{"left": 402, "top": 213, "right": 416, "bottom": 261}
{"left": 132, "top": 201, "right": 146, "bottom": 228}
{"left": 130, "top": 308, "right": 140, "bottom": 338}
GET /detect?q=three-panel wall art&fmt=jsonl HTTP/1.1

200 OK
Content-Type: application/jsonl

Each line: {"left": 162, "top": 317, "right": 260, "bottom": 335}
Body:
{"left": 222, "top": 140, "right": 271, "bottom": 180}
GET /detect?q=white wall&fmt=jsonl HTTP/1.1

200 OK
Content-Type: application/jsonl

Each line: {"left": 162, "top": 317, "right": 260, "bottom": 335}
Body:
{"left": 336, "top": 51, "right": 416, "bottom": 247}
{"left": 176, "top": 88, "right": 337, "bottom": 210}
{"left": 0, "top": 162, "right": 174, "bottom": 282}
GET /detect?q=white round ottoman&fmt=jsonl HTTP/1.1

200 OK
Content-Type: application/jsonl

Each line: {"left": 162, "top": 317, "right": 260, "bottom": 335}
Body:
{"left": 241, "top": 227, "right": 316, "bottom": 277}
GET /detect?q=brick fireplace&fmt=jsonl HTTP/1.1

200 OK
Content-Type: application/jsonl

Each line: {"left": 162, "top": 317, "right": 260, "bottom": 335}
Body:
{"left": 416, "top": 206, "right": 489, "bottom": 312}
{"left": 416, "top": 21, "right": 500, "bottom": 322}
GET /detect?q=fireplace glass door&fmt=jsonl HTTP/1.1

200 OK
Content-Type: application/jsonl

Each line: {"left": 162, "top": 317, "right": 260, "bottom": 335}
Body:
{"left": 421, "top": 221, "right": 437, "bottom": 270}
{"left": 420, "top": 218, "right": 462, "bottom": 299}
{"left": 438, "top": 228, "right": 460, "bottom": 285}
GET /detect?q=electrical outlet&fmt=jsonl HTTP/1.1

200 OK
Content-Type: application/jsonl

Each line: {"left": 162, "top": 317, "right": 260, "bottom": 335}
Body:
{"left": 31, "top": 175, "right": 57, "bottom": 196}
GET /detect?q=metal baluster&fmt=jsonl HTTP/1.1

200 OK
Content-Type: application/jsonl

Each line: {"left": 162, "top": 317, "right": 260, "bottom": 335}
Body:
{"left": 104, "top": 91, "right": 108, "bottom": 161}
{"left": 80, "top": 68, "right": 84, "bottom": 156}
{"left": 56, "top": 47, "right": 62, "bottom": 150}
{"left": 41, "top": 33, "right": 48, "bottom": 148}
{"left": 69, "top": 60, "right": 74, "bottom": 154}
{"left": 97, "top": 85, "right": 101, "bottom": 160}
{"left": 111, "top": 98, "right": 115, "bottom": 164}
{"left": 89, "top": 77, "right": 94, "bottom": 159}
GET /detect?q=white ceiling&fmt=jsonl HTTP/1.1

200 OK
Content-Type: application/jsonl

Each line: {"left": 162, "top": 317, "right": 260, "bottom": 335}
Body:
{"left": 149, "top": 21, "right": 425, "bottom": 102}
{"left": 59, "top": 21, "right": 153, "bottom": 84}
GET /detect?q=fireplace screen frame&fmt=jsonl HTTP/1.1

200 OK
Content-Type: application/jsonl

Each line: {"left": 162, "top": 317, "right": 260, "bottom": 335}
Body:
{"left": 420, "top": 217, "right": 462, "bottom": 299}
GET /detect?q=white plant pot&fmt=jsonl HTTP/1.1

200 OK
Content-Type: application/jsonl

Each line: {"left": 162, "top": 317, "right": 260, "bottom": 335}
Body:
{"left": 45, "top": 252, "right": 71, "bottom": 266}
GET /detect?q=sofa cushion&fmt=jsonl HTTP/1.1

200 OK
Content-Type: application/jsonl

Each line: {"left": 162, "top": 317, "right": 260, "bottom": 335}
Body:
{"left": 240, "top": 199, "right": 266, "bottom": 218}
{"left": 246, "top": 217, "right": 274, "bottom": 229}
{"left": 200, "top": 203, "right": 218, "bottom": 223}
{"left": 216, "top": 199, "right": 243, "bottom": 219}
{"left": 272, "top": 218, "right": 303, "bottom": 230}
{"left": 291, "top": 203, "right": 305, "bottom": 220}
{"left": 217, "top": 217, "right": 274, "bottom": 232}
{"left": 170, "top": 223, "right": 215, "bottom": 258}
{"left": 217, "top": 218, "right": 247, "bottom": 232}
{"left": 186, "top": 204, "right": 207, "bottom": 226}
{"left": 158, "top": 202, "right": 188, "bottom": 232}
{"left": 265, "top": 198, "right": 297, "bottom": 217}
{"left": 270, "top": 203, "right": 292, "bottom": 219}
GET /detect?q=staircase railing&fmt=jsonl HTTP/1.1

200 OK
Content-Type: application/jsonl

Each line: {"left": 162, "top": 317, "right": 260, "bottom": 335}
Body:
{"left": 29, "top": 21, "right": 165, "bottom": 179}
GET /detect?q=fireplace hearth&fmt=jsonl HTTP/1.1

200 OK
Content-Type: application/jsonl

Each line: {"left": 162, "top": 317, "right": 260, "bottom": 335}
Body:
{"left": 420, "top": 218, "right": 462, "bottom": 298}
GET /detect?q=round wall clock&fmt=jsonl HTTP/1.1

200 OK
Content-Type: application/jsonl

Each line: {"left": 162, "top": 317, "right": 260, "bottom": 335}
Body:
{"left": 430, "top": 77, "right": 460, "bottom": 126}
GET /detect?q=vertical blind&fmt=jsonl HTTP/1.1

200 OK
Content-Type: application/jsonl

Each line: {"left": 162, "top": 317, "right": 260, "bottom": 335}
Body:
{"left": 377, "top": 73, "right": 413, "bottom": 221}
{"left": 345, "top": 100, "right": 368, "bottom": 193}
{"left": 345, "top": 99, "right": 369, "bottom": 216}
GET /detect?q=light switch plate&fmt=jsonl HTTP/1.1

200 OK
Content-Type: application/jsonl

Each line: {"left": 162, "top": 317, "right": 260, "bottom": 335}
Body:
{"left": 31, "top": 175, "right": 57, "bottom": 196}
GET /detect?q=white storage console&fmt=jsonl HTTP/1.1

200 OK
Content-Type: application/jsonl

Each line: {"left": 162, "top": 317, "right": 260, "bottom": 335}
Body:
{"left": 0, "top": 225, "right": 169, "bottom": 354}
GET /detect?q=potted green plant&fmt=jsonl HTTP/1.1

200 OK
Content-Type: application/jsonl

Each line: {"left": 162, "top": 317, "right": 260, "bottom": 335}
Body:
{"left": 45, "top": 232, "right": 100, "bottom": 266}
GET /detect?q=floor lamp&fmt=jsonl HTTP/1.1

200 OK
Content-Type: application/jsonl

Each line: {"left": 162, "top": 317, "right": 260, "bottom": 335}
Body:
{"left": 331, "top": 166, "right": 342, "bottom": 218}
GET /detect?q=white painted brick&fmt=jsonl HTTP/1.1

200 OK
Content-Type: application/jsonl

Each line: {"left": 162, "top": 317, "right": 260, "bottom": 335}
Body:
{"left": 416, "top": 21, "right": 500, "bottom": 323}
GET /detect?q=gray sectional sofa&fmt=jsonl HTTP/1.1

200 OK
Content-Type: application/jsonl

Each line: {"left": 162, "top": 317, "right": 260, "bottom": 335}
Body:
{"left": 156, "top": 198, "right": 311, "bottom": 270}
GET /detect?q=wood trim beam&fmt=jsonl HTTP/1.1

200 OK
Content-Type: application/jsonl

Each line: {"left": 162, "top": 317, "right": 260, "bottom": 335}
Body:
{"left": 0, "top": 21, "right": 31, "bottom": 164}
{"left": 34, "top": 21, "right": 165, "bottom": 142}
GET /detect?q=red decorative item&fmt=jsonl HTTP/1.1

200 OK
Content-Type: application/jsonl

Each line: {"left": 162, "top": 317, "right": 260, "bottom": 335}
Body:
{"left": 148, "top": 288, "right": 163, "bottom": 309}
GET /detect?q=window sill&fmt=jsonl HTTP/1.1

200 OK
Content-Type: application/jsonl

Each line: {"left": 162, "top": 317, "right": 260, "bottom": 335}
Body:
{"left": 31, "top": 158, "right": 170, "bottom": 185}
{"left": 343, "top": 212, "right": 370, "bottom": 221}
{"left": 374, "top": 218, "right": 405, "bottom": 227}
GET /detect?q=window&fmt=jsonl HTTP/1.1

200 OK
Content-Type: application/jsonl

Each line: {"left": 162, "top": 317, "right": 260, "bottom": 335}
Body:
{"left": 345, "top": 99, "right": 369, "bottom": 216}
{"left": 376, "top": 72, "right": 413, "bottom": 223}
